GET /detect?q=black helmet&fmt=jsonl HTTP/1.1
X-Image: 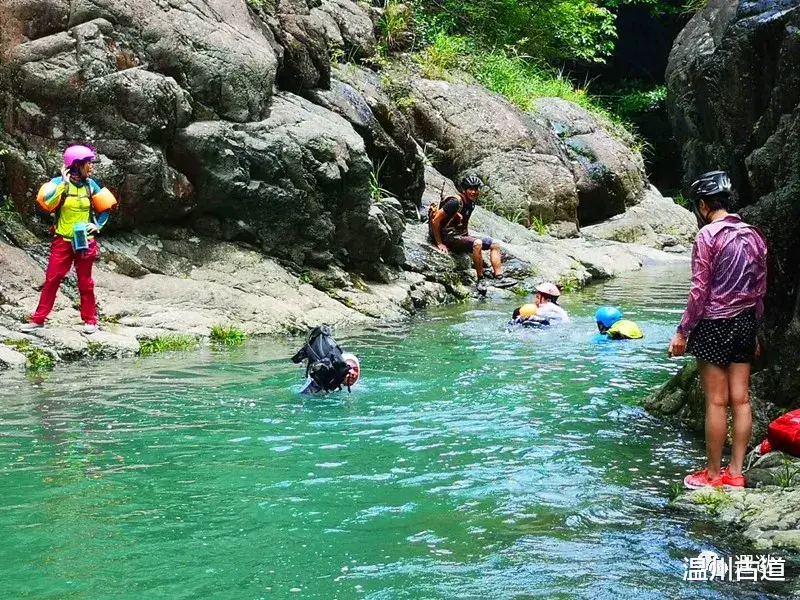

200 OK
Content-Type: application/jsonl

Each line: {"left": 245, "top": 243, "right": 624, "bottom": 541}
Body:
{"left": 690, "top": 171, "right": 731, "bottom": 200}
{"left": 459, "top": 174, "right": 483, "bottom": 190}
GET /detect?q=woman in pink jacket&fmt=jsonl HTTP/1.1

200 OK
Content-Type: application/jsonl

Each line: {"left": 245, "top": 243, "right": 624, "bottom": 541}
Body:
{"left": 669, "top": 171, "right": 768, "bottom": 489}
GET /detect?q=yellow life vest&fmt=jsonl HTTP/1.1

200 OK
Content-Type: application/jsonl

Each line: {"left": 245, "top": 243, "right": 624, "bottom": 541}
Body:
{"left": 607, "top": 320, "right": 643, "bottom": 340}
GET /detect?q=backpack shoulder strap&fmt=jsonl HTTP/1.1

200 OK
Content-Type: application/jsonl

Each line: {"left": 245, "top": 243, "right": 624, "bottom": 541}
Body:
{"left": 440, "top": 194, "right": 461, "bottom": 210}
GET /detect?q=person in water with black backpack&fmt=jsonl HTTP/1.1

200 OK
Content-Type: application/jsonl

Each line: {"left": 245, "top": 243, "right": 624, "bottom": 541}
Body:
{"left": 291, "top": 325, "right": 360, "bottom": 394}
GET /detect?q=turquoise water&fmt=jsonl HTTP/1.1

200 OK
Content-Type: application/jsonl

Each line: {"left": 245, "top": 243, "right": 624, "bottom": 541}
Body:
{"left": 0, "top": 264, "right": 791, "bottom": 599}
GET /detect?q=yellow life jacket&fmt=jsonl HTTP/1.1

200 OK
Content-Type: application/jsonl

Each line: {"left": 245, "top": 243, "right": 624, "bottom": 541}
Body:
{"left": 607, "top": 320, "right": 643, "bottom": 340}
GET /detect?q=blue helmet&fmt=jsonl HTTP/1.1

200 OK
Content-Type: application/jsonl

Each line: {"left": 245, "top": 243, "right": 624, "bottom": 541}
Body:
{"left": 595, "top": 306, "right": 622, "bottom": 328}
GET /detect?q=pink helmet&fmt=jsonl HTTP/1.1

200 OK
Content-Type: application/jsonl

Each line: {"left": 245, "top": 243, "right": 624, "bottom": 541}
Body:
{"left": 535, "top": 282, "right": 561, "bottom": 298}
{"left": 63, "top": 145, "right": 96, "bottom": 168}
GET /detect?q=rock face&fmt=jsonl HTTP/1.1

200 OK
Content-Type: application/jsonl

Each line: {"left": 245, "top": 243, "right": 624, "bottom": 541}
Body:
{"left": 401, "top": 77, "right": 652, "bottom": 226}
{"left": 582, "top": 185, "right": 697, "bottom": 249}
{"left": 169, "top": 92, "right": 404, "bottom": 269}
{"left": 532, "top": 98, "right": 647, "bottom": 225}
{"left": 0, "top": 0, "right": 406, "bottom": 272}
{"left": 304, "top": 65, "right": 425, "bottom": 216}
{"left": 648, "top": 0, "right": 800, "bottom": 431}
{"left": 674, "top": 485, "right": 800, "bottom": 553}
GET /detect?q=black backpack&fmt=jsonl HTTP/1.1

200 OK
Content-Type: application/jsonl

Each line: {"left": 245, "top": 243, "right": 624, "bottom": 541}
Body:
{"left": 291, "top": 325, "right": 352, "bottom": 392}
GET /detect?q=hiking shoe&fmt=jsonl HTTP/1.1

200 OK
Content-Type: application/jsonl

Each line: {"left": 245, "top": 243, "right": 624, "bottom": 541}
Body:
{"left": 684, "top": 468, "right": 725, "bottom": 490}
{"left": 20, "top": 321, "right": 44, "bottom": 333}
{"left": 82, "top": 323, "right": 99, "bottom": 335}
{"left": 476, "top": 277, "right": 488, "bottom": 295}
{"left": 491, "top": 276, "right": 518, "bottom": 289}
{"left": 721, "top": 469, "right": 745, "bottom": 488}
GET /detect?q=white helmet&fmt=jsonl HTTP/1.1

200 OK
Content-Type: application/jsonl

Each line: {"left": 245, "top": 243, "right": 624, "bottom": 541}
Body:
{"left": 535, "top": 282, "right": 561, "bottom": 298}
{"left": 341, "top": 352, "right": 360, "bottom": 386}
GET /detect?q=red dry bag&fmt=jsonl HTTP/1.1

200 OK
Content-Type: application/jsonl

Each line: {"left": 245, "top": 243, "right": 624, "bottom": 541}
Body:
{"left": 759, "top": 408, "right": 800, "bottom": 457}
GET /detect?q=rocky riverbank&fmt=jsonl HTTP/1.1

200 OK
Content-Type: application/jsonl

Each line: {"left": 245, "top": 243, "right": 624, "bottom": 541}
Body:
{"left": 0, "top": 183, "right": 692, "bottom": 370}
{"left": 0, "top": 0, "right": 700, "bottom": 371}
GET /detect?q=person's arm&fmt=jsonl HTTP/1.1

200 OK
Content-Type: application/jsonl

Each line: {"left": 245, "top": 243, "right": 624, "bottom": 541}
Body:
{"left": 669, "top": 235, "right": 713, "bottom": 356}
{"left": 432, "top": 198, "right": 460, "bottom": 253}
{"left": 40, "top": 176, "right": 67, "bottom": 211}
{"left": 755, "top": 233, "right": 768, "bottom": 324}
{"left": 677, "top": 235, "right": 713, "bottom": 336}
{"left": 87, "top": 180, "right": 108, "bottom": 234}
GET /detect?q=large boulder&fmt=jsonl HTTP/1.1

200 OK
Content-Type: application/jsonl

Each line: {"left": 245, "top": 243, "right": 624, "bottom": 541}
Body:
{"left": 581, "top": 185, "right": 697, "bottom": 249}
{"left": 1, "top": 1, "right": 279, "bottom": 225}
{"left": 304, "top": 65, "right": 425, "bottom": 216}
{"left": 402, "top": 77, "right": 650, "bottom": 227}
{"left": 660, "top": 0, "right": 800, "bottom": 424}
{"left": 4, "top": 1, "right": 277, "bottom": 123}
{"left": 169, "top": 92, "right": 403, "bottom": 271}
{"left": 533, "top": 97, "right": 647, "bottom": 225}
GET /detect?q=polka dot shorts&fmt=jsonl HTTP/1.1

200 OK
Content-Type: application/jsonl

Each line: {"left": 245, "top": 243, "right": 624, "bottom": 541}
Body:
{"left": 687, "top": 309, "right": 757, "bottom": 366}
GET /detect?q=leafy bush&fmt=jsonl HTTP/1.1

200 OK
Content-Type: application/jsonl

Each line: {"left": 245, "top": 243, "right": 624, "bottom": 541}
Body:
{"left": 411, "top": 0, "right": 617, "bottom": 65}
{"left": 210, "top": 325, "right": 246, "bottom": 347}
{"left": 380, "top": 1, "right": 414, "bottom": 50}
{"left": 414, "top": 32, "right": 469, "bottom": 79}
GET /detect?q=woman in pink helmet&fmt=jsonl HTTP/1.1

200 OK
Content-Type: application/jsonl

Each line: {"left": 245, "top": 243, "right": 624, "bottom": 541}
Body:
{"left": 21, "top": 145, "right": 117, "bottom": 335}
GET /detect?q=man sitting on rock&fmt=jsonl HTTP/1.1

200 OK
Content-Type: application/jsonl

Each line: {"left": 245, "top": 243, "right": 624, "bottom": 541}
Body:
{"left": 429, "top": 174, "right": 514, "bottom": 291}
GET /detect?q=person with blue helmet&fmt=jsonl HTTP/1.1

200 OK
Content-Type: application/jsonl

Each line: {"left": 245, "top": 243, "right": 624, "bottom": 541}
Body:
{"left": 595, "top": 306, "right": 642, "bottom": 340}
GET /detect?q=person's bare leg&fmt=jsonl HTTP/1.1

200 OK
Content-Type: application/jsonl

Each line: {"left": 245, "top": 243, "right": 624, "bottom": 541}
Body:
{"left": 472, "top": 239, "right": 484, "bottom": 279}
{"left": 489, "top": 242, "right": 502, "bottom": 277}
{"left": 698, "top": 360, "right": 729, "bottom": 479}
{"left": 727, "top": 362, "right": 752, "bottom": 477}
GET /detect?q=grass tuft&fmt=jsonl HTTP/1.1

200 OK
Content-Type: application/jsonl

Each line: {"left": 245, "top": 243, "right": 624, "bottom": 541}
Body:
{"left": 139, "top": 335, "right": 198, "bottom": 355}
{"left": 210, "top": 325, "right": 246, "bottom": 347}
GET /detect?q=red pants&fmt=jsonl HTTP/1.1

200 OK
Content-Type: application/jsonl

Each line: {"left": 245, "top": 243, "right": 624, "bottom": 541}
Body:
{"left": 31, "top": 237, "right": 98, "bottom": 325}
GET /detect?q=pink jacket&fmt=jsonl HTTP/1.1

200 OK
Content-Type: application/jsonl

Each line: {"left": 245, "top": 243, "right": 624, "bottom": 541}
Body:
{"left": 677, "top": 215, "right": 767, "bottom": 336}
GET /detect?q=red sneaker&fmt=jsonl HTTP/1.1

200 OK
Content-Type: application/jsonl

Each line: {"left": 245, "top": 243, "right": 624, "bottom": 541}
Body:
{"left": 721, "top": 469, "right": 745, "bottom": 488}
{"left": 683, "top": 468, "right": 725, "bottom": 490}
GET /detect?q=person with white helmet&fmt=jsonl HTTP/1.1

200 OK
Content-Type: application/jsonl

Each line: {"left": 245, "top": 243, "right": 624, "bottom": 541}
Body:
{"left": 511, "top": 282, "right": 569, "bottom": 325}
{"left": 291, "top": 325, "right": 361, "bottom": 394}
{"left": 21, "top": 144, "right": 117, "bottom": 335}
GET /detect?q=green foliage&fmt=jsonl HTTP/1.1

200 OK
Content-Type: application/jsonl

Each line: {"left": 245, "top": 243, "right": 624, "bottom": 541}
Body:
{"left": 510, "top": 285, "right": 530, "bottom": 298}
{"left": 775, "top": 456, "right": 800, "bottom": 489}
{"left": 87, "top": 342, "right": 104, "bottom": 358}
{"left": 531, "top": 215, "right": 548, "bottom": 235}
{"left": 414, "top": 32, "right": 469, "bottom": 79}
{"left": 681, "top": 0, "right": 707, "bottom": 14}
{"left": 557, "top": 273, "right": 580, "bottom": 293}
{"left": 601, "top": 83, "right": 667, "bottom": 117}
{"left": 210, "top": 325, "right": 246, "bottom": 347}
{"left": 668, "top": 482, "right": 684, "bottom": 501}
{"left": 673, "top": 193, "right": 690, "bottom": 209}
{"left": 369, "top": 158, "right": 394, "bottom": 202}
{"left": 601, "top": 0, "right": 692, "bottom": 16}
{"left": 3, "top": 339, "right": 55, "bottom": 372}
{"left": 139, "top": 334, "right": 198, "bottom": 355}
{"left": 693, "top": 488, "right": 733, "bottom": 515}
{"left": 380, "top": 1, "right": 413, "bottom": 50}
{"left": 0, "top": 195, "right": 18, "bottom": 221}
{"left": 411, "top": 0, "right": 617, "bottom": 65}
